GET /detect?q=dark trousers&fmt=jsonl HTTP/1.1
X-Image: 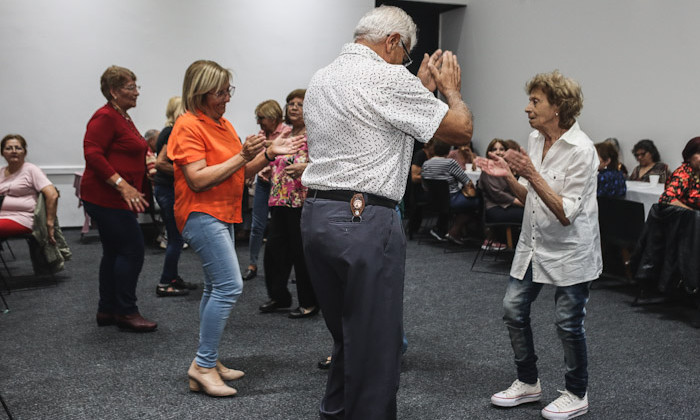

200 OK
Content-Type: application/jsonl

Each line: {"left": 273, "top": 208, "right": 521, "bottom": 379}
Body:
{"left": 263, "top": 206, "right": 316, "bottom": 308}
{"left": 301, "top": 197, "right": 405, "bottom": 420}
{"left": 485, "top": 205, "right": 524, "bottom": 224}
{"left": 83, "top": 201, "right": 144, "bottom": 315}
{"left": 154, "top": 184, "right": 184, "bottom": 284}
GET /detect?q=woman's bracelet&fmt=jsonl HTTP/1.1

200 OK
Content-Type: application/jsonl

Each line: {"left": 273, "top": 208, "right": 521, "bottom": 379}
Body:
{"left": 264, "top": 149, "right": 274, "bottom": 162}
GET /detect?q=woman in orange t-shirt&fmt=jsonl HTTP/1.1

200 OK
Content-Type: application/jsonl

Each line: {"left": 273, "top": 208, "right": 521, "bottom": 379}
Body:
{"left": 168, "top": 60, "right": 302, "bottom": 398}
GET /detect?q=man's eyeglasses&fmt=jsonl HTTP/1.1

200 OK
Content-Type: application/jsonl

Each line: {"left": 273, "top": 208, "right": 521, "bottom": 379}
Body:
{"left": 211, "top": 86, "right": 235, "bottom": 98}
{"left": 400, "top": 39, "right": 413, "bottom": 67}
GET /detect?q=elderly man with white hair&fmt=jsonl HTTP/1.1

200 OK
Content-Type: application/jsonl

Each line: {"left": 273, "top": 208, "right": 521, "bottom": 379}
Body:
{"left": 301, "top": 5, "right": 473, "bottom": 419}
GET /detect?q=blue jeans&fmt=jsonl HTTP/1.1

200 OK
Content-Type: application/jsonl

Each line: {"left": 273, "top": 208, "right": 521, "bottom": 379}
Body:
{"left": 181, "top": 212, "right": 243, "bottom": 368}
{"left": 153, "top": 184, "right": 184, "bottom": 284}
{"left": 450, "top": 192, "right": 480, "bottom": 212}
{"left": 83, "top": 201, "right": 144, "bottom": 315}
{"left": 248, "top": 177, "right": 270, "bottom": 267}
{"left": 503, "top": 264, "right": 591, "bottom": 398}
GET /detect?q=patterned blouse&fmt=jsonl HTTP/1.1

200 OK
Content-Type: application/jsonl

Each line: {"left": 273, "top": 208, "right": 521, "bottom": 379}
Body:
{"left": 268, "top": 135, "right": 309, "bottom": 208}
{"left": 597, "top": 169, "right": 627, "bottom": 197}
{"left": 628, "top": 161, "right": 670, "bottom": 183}
{"left": 659, "top": 162, "right": 700, "bottom": 210}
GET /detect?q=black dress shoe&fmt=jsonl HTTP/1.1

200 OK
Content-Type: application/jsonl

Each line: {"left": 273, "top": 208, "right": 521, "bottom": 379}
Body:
{"left": 172, "top": 276, "right": 198, "bottom": 290}
{"left": 259, "top": 299, "right": 291, "bottom": 313}
{"left": 242, "top": 267, "right": 257, "bottom": 281}
{"left": 288, "top": 306, "right": 320, "bottom": 319}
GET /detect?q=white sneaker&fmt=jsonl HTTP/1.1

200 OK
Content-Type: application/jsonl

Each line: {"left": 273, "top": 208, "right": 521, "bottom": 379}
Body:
{"left": 429, "top": 229, "right": 446, "bottom": 242}
{"left": 491, "top": 379, "right": 542, "bottom": 407}
{"left": 541, "top": 390, "right": 588, "bottom": 419}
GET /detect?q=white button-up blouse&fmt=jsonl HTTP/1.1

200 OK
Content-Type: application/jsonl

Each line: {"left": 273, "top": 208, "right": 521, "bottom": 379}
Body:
{"left": 510, "top": 122, "right": 603, "bottom": 286}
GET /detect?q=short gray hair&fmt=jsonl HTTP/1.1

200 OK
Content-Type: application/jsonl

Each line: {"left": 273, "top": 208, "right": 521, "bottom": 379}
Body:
{"left": 353, "top": 5, "right": 418, "bottom": 51}
{"left": 143, "top": 129, "right": 159, "bottom": 141}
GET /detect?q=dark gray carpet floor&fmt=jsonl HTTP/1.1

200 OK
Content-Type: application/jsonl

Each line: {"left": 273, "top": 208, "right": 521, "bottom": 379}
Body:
{"left": 0, "top": 228, "right": 698, "bottom": 420}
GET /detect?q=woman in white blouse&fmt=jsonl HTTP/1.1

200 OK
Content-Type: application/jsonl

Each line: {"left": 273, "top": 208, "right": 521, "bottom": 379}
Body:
{"left": 477, "top": 70, "right": 600, "bottom": 420}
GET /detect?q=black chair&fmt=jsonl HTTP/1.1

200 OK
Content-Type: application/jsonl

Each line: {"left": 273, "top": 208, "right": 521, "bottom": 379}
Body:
{"left": 470, "top": 201, "right": 521, "bottom": 273}
{"left": 0, "top": 391, "right": 14, "bottom": 419}
{"left": 419, "top": 179, "right": 452, "bottom": 244}
{"left": 0, "top": 233, "right": 59, "bottom": 292}
{"left": 597, "top": 196, "right": 645, "bottom": 281}
{"left": 0, "top": 286, "right": 8, "bottom": 313}
{"left": 406, "top": 182, "right": 430, "bottom": 240}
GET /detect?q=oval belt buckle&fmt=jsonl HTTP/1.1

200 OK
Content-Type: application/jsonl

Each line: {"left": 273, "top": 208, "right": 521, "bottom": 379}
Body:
{"left": 351, "top": 193, "right": 365, "bottom": 222}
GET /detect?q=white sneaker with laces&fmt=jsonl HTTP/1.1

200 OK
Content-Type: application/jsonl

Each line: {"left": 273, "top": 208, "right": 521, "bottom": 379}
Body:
{"left": 491, "top": 379, "right": 542, "bottom": 407}
{"left": 541, "top": 390, "right": 588, "bottom": 419}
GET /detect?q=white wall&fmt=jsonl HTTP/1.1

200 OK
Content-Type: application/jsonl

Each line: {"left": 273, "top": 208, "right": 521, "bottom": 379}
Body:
{"left": 441, "top": 0, "right": 699, "bottom": 169}
{"left": 0, "top": 0, "right": 373, "bottom": 226}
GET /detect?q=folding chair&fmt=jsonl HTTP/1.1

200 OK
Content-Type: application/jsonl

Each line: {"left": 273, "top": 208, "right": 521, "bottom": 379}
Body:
{"left": 470, "top": 201, "right": 521, "bottom": 273}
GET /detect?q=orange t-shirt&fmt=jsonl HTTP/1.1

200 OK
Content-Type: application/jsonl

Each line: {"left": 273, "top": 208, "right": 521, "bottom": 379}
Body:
{"left": 167, "top": 111, "right": 244, "bottom": 232}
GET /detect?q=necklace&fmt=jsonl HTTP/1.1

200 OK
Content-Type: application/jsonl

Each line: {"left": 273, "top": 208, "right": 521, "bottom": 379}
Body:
{"left": 110, "top": 101, "right": 144, "bottom": 141}
{"left": 110, "top": 101, "right": 131, "bottom": 121}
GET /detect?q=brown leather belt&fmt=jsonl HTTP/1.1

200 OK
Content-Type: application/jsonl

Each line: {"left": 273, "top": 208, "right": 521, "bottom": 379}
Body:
{"left": 308, "top": 189, "right": 397, "bottom": 210}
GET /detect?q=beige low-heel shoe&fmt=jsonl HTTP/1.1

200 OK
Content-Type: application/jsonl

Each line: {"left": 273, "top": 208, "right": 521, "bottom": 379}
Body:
{"left": 187, "top": 360, "right": 237, "bottom": 397}
{"left": 216, "top": 360, "right": 245, "bottom": 381}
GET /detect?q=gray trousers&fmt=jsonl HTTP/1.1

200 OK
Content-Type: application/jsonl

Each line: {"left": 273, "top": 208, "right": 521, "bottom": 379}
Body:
{"left": 301, "top": 196, "right": 405, "bottom": 420}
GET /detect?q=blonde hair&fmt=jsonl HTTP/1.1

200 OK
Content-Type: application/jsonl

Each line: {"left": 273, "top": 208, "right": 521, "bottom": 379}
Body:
{"left": 164, "top": 96, "right": 184, "bottom": 127}
{"left": 255, "top": 100, "right": 283, "bottom": 124}
{"left": 182, "top": 60, "right": 232, "bottom": 114}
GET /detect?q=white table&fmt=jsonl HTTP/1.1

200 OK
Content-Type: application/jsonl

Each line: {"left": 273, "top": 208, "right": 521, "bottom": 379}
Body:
{"left": 625, "top": 181, "right": 664, "bottom": 220}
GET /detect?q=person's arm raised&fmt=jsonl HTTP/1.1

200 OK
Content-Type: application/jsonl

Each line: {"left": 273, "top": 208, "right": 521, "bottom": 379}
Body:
{"left": 429, "top": 51, "right": 473, "bottom": 147}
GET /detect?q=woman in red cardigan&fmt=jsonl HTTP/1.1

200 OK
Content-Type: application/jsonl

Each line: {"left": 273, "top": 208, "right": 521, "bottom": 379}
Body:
{"left": 80, "top": 65, "right": 156, "bottom": 332}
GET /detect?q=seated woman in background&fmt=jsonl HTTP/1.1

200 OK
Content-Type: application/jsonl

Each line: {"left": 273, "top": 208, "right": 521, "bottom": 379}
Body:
{"left": 447, "top": 143, "right": 477, "bottom": 170}
{"left": 594, "top": 141, "right": 626, "bottom": 197}
{"left": 628, "top": 139, "right": 670, "bottom": 183}
{"left": 660, "top": 137, "right": 700, "bottom": 210}
{"left": 603, "top": 137, "right": 628, "bottom": 178}
{"left": 422, "top": 139, "right": 481, "bottom": 245}
{"left": 0, "top": 134, "right": 58, "bottom": 243}
{"left": 478, "top": 138, "right": 524, "bottom": 250}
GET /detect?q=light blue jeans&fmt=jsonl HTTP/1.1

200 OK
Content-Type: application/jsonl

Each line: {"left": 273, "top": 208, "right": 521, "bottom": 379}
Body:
{"left": 502, "top": 264, "right": 591, "bottom": 398}
{"left": 181, "top": 212, "right": 243, "bottom": 368}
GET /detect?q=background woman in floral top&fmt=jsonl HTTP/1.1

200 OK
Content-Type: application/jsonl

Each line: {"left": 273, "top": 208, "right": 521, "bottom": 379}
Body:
{"left": 660, "top": 137, "right": 700, "bottom": 210}
{"left": 259, "top": 89, "right": 318, "bottom": 318}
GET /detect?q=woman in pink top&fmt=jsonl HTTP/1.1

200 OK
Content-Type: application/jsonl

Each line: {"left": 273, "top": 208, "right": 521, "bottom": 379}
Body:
{"left": 0, "top": 134, "right": 58, "bottom": 243}
{"left": 258, "top": 89, "right": 318, "bottom": 318}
